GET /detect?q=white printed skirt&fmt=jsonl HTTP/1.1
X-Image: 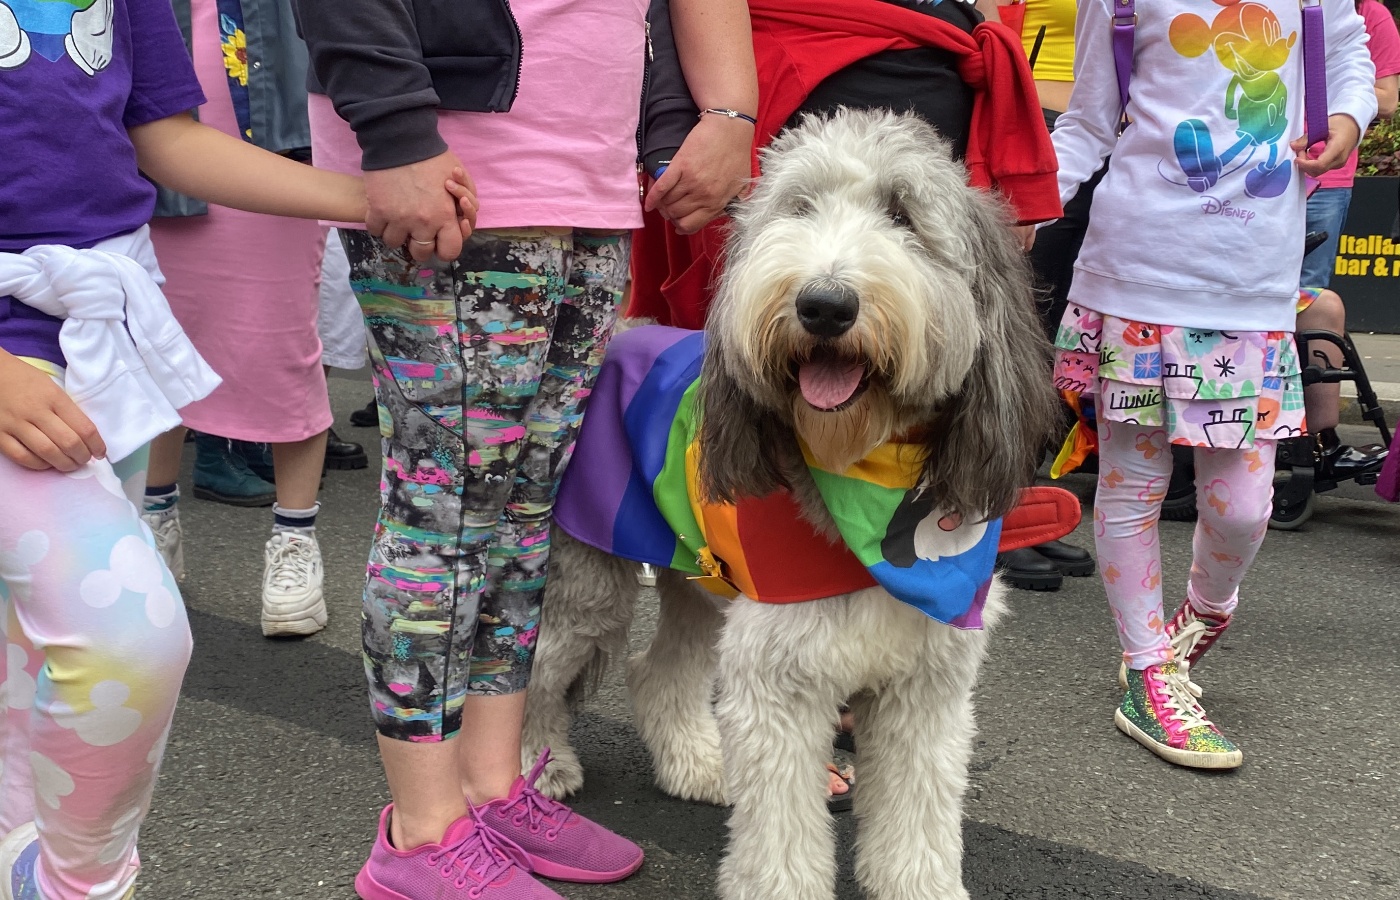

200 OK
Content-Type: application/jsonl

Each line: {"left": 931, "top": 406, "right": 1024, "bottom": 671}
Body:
{"left": 1052, "top": 303, "right": 1307, "bottom": 449}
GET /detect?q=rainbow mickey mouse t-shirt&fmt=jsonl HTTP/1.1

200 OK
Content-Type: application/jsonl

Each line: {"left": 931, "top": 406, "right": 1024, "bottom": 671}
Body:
{"left": 0, "top": 0, "right": 204, "bottom": 365}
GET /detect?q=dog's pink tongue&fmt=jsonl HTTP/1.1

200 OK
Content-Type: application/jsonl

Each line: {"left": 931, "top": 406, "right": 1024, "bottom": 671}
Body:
{"left": 798, "top": 359, "right": 864, "bottom": 410}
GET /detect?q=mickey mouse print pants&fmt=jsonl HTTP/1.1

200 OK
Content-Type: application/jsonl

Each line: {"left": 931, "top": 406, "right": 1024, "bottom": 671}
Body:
{"left": 1094, "top": 421, "right": 1276, "bottom": 670}
{"left": 0, "top": 442, "right": 191, "bottom": 900}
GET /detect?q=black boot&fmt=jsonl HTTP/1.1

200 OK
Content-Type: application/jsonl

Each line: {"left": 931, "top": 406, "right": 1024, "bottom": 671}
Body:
{"left": 995, "top": 547, "right": 1064, "bottom": 591}
{"left": 349, "top": 398, "right": 378, "bottom": 427}
{"left": 324, "top": 427, "right": 369, "bottom": 470}
{"left": 1030, "top": 540, "right": 1095, "bottom": 577}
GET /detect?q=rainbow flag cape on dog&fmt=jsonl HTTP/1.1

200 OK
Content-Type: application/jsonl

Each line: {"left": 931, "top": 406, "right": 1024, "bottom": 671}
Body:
{"left": 554, "top": 325, "right": 1000, "bottom": 629}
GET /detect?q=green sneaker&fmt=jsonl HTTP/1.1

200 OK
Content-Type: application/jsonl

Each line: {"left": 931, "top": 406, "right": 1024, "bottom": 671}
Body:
{"left": 192, "top": 434, "right": 276, "bottom": 507}
{"left": 1115, "top": 661, "right": 1242, "bottom": 769}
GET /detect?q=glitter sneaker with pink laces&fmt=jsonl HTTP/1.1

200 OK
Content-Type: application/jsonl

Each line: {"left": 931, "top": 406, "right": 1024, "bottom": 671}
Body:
{"left": 1115, "top": 661, "right": 1242, "bottom": 769}
{"left": 475, "top": 751, "right": 644, "bottom": 884}
{"left": 355, "top": 805, "right": 564, "bottom": 900}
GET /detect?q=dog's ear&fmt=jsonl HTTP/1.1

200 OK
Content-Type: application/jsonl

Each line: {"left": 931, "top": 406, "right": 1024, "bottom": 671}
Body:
{"left": 696, "top": 341, "right": 791, "bottom": 504}
{"left": 919, "top": 196, "right": 1061, "bottom": 521}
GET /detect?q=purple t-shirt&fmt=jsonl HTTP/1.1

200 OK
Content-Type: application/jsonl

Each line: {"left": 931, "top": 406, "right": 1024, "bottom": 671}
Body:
{"left": 0, "top": 0, "right": 204, "bottom": 365}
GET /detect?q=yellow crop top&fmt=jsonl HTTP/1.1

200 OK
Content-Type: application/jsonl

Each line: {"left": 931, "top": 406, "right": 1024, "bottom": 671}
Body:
{"left": 1017, "top": 0, "right": 1077, "bottom": 83}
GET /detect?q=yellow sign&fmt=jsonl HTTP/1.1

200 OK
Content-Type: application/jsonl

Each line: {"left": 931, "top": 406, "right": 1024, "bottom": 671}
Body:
{"left": 1335, "top": 233, "right": 1400, "bottom": 277}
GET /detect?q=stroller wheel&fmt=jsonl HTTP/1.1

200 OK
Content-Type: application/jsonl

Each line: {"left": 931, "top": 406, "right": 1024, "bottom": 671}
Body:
{"left": 1269, "top": 471, "right": 1316, "bottom": 530}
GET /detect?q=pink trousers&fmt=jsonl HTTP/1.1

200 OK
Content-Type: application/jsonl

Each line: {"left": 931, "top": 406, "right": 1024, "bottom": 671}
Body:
{"left": 1094, "top": 421, "right": 1277, "bottom": 669}
{"left": 0, "top": 447, "right": 191, "bottom": 900}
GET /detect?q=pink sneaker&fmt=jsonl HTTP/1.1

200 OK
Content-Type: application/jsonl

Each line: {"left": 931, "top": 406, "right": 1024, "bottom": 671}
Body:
{"left": 475, "top": 751, "right": 644, "bottom": 884}
{"left": 355, "top": 805, "right": 564, "bottom": 900}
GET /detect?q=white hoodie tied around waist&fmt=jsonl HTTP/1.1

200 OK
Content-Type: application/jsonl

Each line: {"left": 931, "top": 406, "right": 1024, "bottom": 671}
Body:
{"left": 0, "top": 226, "right": 221, "bottom": 463}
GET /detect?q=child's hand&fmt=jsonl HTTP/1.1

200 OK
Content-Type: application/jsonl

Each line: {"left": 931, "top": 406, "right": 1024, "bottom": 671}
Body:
{"left": 445, "top": 167, "right": 480, "bottom": 242}
{"left": 1292, "top": 115, "right": 1363, "bottom": 177}
{"left": 0, "top": 350, "right": 105, "bottom": 472}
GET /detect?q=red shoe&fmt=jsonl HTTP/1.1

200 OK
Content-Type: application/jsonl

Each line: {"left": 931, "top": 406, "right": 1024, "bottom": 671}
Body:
{"left": 1118, "top": 601, "right": 1232, "bottom": 690}
{"left": 1166, "top": 598, "right": 1232, "bottom": 669}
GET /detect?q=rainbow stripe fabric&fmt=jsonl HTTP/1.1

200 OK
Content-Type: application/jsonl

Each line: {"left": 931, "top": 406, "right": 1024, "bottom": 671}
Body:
{"left": 554, "top": 325, "right": 1000, "bottom": 629}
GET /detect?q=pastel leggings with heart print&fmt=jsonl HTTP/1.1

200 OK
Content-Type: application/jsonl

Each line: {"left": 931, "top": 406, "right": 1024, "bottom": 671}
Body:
{"left": 1094, "top": 421, "right": 1277, "bottom": 670}
{"left": 0, "top": 445, "right": 192, "bottom": 900}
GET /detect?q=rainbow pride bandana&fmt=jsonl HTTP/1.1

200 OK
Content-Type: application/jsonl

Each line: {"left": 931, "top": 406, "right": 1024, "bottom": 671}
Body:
{"left": 554, "top": 326, "right": 1000, "bottom": 629}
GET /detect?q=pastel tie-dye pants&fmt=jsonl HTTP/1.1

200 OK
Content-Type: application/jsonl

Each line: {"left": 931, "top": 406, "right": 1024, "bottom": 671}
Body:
{"left": 1095, "top": 421, "right": 1276, "bottom": 669}
{"left": 343, "top": 228, "right": 630, "bottom": 742}
{"left": 0, "top": 445, "right": 192, "bottom": 900}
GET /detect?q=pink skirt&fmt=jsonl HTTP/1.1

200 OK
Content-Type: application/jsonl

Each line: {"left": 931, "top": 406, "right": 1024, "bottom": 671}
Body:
{"left": 147, "top": 0, "right": 332, "bottom": 444}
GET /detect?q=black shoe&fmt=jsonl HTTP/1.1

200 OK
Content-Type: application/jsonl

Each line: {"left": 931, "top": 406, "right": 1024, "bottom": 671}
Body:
{"left": 1318, "top": 443, "right": 1387, "bottom": 482}
{"left": 349, "top": 398, "right": 379, "bottom": 428}
{"left": 324, "top": 427, "right": 369, "bottom": 471}
{"left": 1030, "top": 540, "right": 1095, "bottom": 577}
{"left": 995, "top": 547, "right": 1063, "bottom": 591}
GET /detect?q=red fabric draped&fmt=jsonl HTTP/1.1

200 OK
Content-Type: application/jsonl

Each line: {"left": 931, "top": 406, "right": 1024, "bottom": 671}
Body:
{"left": 629, "top": 0, "right": 1060, "bottom": 328}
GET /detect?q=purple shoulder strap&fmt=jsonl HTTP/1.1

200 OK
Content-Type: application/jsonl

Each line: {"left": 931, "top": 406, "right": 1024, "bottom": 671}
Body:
{"left": 1111, "top": 0, "right": 1135, "bottom": 115}
{"left": 1302, "top": 0, "right": 1329, "bottom": 146}
{"left": 1112, "top": 0, "right": 1329, "bottom": 145}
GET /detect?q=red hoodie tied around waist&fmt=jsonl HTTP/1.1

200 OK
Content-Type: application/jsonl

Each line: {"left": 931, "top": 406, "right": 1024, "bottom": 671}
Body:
{"left": 630, "top": 0, "right": 1062, "bottom": 329}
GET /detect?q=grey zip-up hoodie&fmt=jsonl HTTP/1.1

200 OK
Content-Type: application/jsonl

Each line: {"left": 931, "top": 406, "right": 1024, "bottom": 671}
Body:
{"left": 293, "top": 0, "right": 695, "bottom": 173}
{"left": 291, "top": 0, "right": 523, "bottom": 170}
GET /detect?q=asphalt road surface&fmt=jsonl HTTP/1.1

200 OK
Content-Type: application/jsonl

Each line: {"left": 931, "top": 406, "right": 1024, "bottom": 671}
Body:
{"left": 137, "top": 377, "right": 1400, "bottom": 899}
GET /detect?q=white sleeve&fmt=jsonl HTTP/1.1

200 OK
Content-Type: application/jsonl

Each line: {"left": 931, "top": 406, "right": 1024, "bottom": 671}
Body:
{"left": 1323, "top": 0, "right": 1379, "bottom": 131}
{"left": 1050, "top": 0, "right": 1121, "bottom": 207}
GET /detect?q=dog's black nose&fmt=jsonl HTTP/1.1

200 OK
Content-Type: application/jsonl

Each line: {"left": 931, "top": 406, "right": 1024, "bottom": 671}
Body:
{"left": 795, "top": 284, "right": 859, "bottom": 338}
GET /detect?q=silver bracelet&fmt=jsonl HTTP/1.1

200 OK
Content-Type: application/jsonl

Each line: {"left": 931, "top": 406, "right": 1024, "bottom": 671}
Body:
{"left": 699, "top": 107, "right": 757, "bottom": 125}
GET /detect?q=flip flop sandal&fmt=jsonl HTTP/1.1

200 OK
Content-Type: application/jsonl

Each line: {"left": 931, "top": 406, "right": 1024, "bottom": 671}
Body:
{"left": 827, "top": 763, "right": 856, "bottom": 814}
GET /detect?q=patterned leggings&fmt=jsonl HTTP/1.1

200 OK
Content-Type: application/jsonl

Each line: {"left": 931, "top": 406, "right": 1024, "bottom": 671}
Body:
{"left": 343, "top": 228, "right": 630, "bottom": 742}
{"left": 1095, "top": 421, "right": 1276, "bottom": 669}
{"left": 0, "top": 445, "right": 191, "bottom": 900}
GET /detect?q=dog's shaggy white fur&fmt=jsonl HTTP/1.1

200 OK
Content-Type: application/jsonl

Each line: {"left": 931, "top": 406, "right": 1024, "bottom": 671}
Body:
{"left": 523, "top": 109, "right": 1059, "bottom": 900}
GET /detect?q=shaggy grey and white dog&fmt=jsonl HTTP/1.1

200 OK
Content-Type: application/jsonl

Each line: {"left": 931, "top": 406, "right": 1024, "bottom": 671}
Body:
{"left": 524, "top": 109, "right": 1059, "bottom": 900}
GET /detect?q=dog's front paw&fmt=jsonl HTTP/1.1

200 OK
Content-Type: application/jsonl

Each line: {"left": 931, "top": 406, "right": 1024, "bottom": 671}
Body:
{"left": 527, "top": 744, "right": 585, "bottom": 800}
{"left": 653, "top": 741, "right": 728, "bottom": 806}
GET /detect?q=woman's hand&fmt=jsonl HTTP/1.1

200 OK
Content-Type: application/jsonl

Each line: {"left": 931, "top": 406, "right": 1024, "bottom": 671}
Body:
{"left": 0, "top": 350, "right": 105, "bottom": 472}
{"left": 1292, "top": 115, "right": 1363, "bottom": 177}
{"left": 364, "top": 151, "right": 471, "bottom": 262}
{"left": 646, "top": 113, "right": 753, "bottom": 234}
